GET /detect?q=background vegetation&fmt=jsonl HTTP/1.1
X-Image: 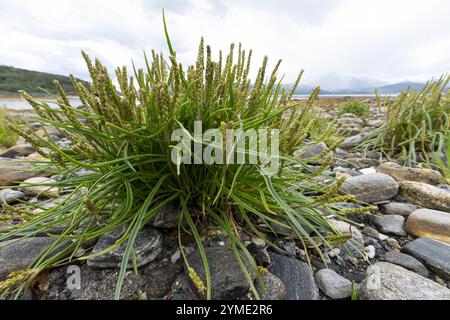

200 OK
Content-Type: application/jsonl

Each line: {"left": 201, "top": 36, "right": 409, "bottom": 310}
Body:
{"left": 0, "top": 66, "right": 88, "bottom": 95}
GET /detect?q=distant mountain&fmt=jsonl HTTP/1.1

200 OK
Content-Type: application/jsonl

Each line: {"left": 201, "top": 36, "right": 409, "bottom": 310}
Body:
{"left": 0, "top": 66, "right": 88, "bottom": 95}
{"left": 375, "top": 82, "right": 426, "bottom": 94}
{"left": 307, "top": 73, "right": 387, "bottom": 92}
{"left": 287, "top": 73, "right": 434, "bottom": 95}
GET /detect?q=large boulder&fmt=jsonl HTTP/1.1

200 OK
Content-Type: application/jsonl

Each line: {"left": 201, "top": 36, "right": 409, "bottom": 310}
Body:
{"left": 400, "top": 181, "right": 450, "bottom": 212}
{"left": 358, "top": 262, "right": 450, "bottom": 300}
{"left": 340, "top": 173, "right": 399, "bottom": 203}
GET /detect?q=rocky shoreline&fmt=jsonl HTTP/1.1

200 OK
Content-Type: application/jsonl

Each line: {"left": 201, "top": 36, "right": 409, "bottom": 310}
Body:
{"left": 0, "top": 99, "right": 449, "bottom": 300}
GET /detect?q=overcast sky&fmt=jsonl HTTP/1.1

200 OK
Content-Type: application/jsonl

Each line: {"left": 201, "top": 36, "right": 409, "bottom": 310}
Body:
{"left": 1, "top": 0, "right": 449, "bottom": 85}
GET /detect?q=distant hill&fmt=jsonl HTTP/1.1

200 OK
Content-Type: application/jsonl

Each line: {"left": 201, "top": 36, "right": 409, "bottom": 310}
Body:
{"left": 0, "top": 66, "right": 89, "bottom": 95}
{"left": 308, "top": 73, "right": 387, "bottom": 92}
{"left": 375, "top": 81, "right": 426, "bottom": 94}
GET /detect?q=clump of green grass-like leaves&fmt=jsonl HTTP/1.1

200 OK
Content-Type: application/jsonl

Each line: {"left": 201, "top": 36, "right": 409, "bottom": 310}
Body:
{"left": 338, "top": 100, "right": 370, "bottom": 118}
{"left": 0, "top": 108, "right": 18, "bottom": 148}
{"left": 359, "top": 76, "right": 450, "bottom": 165}
{"left": 0, "top": 16, "right": 364, "bottom": 300}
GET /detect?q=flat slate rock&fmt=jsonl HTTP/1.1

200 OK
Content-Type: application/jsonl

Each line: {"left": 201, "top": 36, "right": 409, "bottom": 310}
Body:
{"left": 87, "top": 226, "right": 163, "bottom": 269}
{"left": 401, "top": 238, "right": 450, "bottom": 280}
{"left": 268, "top": 252, "right": 319, "bottom": 300}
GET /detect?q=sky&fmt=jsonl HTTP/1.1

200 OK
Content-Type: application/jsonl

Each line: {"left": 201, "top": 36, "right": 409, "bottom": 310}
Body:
{"left": 0, "top": 0, "right": 449, "bottom": 86}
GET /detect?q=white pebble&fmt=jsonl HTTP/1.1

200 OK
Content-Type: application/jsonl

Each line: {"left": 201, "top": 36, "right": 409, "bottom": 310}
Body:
{"left": 365, "top": 245, "right": 376, "bottom": 259}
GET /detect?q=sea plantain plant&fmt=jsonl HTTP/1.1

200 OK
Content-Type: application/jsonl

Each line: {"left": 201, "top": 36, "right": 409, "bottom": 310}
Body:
{"left": 0, "top": 14, "right": 364, "bottom": 299}
{"left": 338, "top": 100, "right": 370, "bottom": 118}
{"left": 359, "top": 76, "right": 450, "bottom": 165}
{"left": 0, "top": 108, "right": 18, "bottom": 148}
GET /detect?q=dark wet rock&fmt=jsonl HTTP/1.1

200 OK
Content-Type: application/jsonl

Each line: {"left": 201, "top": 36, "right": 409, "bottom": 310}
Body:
{"left": 0, "top": 144, "right": 34, "bottom": 158}
{"left": 171, "top": 272, "right": 200, "bottom": 300}
{"left": 87, "top": 226, "right": 163, "bottom": 269}
{"left": 358, "top": 262, "right": 450, "bottom": 300}
{"left": 186, "top": 246, "right": 255, "bottom": 300}
{"left": 268, "top": 252, "right": 319, "bottom": 300}
{"left": 379, "top": 202, "right": 418, "bottom": 216}
{"left": 377, "top": 162, "right": 444, "bottom": 185}
{"left": 340, "top": 173, "right": 399, "bottom": 203}
{"left": 372, "top": 214, "right": 406, "bottom": 236}
{"left": 402, "top": 238, "right": 450, "bottom": 280}
{"left": 382, "top": 251, "right": 429, "bottom": 278}
{"left": 315, "top": 268, "right": 352, "bottom": 299}
{"left": 148, "top": 202, "right": 179, "bottom": 229}
{"left": 0, "top": 237, "right": 66, "bottom": 280}
{"left": 405, "top": 209, "right": 450, "bottom": 243}
{"left": 0, "top": 188, "right": 25, "bottom": 204}
{"left": 400, "top": 181, "right": 450, "bottom": 212}
{"left": 41, "top": 259, "right": 181, "bottom": 300}
{"left": 255, "top": 272, "right": 286, "bottom": 300}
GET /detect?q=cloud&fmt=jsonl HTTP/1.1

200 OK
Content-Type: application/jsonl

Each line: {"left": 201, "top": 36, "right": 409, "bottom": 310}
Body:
{"left": 0, "top": 0, "right": 449, "bottom": 84}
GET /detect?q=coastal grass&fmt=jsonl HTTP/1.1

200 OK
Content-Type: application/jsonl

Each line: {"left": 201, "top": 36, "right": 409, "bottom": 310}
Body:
{"left": 0, "top": 16, "right": 365, "bottom": 300}
{"left": 430, "top": 131, "right": 450, "bottom": 183}
{"left": 0, "top": 108, "right": 18, "bottom": 147}
{"left": 338, "top": 100, "right": 370, "bottom": 118}
{"left": 359, "top": 76, "right": 450, "bottom": 165}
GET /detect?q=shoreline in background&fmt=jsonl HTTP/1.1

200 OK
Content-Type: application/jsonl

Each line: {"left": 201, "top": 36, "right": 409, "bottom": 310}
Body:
{"left": 0, "top": 94, "right": 394, "bottom": 111}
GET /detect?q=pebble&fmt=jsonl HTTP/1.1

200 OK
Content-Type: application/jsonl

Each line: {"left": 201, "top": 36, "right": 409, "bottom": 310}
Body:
{"left": 405, "top": 208, "right": 450, "bottom": 244}
{"left": 315, "top": 268, "right": 352, "bottom": 299}
{"left": 365, "top": 245, "right": 376, "bottom": 259}
{"left": 379, "top": 202, "right": 418, "bottom": 216}
{"left": 20, "top": 177, "right": 59, "bottom": 197}
{"left": 0, "top": 189, "right": 25, "bottom": 204}
{"left": 340, "top": 173, "right": 399, "bottom": 203}
{"left": 372, "top": 214, "right": 406, "bottom": 236}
